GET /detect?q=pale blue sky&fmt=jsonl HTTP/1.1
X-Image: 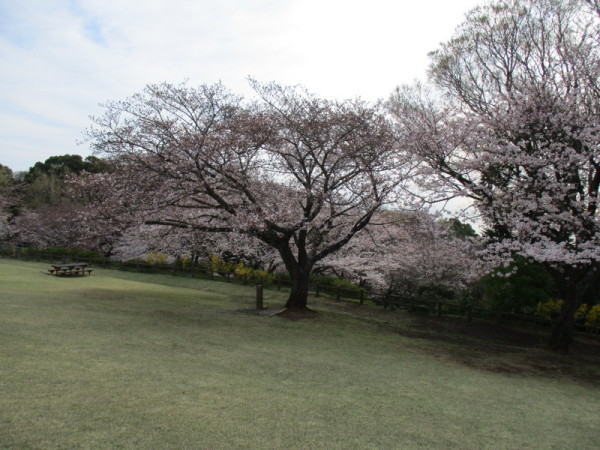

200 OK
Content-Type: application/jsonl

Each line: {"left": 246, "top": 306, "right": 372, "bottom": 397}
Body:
{"left": 0, "top": 0, "right": 481, "bottom": 172}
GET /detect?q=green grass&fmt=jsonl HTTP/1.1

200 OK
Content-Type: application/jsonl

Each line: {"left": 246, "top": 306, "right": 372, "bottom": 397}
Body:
{"left": 1, "top": 259, "right": 599, "bottom": 449}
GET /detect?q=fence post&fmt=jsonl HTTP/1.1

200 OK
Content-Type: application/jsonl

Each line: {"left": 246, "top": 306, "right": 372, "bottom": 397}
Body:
{"left": 360, "top": 290, "right": 364, "bottom": 305}
{"left": 256, "top": 284, "right": 264, "bottom": 310}
{"left": 276, "top": 278, "right": 281, "bottom": 291}
{"left": 315, "top": 283, "right": 320, "bottom": 297}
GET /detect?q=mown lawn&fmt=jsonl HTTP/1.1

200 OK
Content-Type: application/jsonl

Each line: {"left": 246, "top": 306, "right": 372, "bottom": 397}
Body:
{"left": 1, "top": 259, "right": 599, "bottom": 449}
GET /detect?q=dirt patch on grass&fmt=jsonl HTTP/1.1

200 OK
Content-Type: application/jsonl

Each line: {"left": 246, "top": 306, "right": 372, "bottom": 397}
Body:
{"left": 275, "top": 308, "right": 321, "bottom": 321}
{"left": 235, "top": 308, "right": 284, "bottom": 317}
{"left": 236, "top": 307, "right": 319, "bottom": 320}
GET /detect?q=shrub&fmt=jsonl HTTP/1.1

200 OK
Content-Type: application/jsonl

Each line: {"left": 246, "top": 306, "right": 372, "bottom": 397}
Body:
{"left": 145, "top": 251, "right": 168, "bottom": 266}
{"left": 584, "top": 305, "right": 600, "bottom": 332}
{"left": 234, "top": 262, "right": 273, "bottom": 284}
{"left": 310, "top": 274, "right": 361, "bottom": 292}
{"left": 575, "top": 304, "right": 589, "bottom": 321}
{"left": 536, "top": 300, "right": 600, "bottom": 332}
{"left": 176, "top": 256, "right": 191, "bottom": 268}
{"left": 416, "top": 282, "right": 456, "bottom": 301}
{"left": 121, "top": 258, "right": 148, "bottom": 270}
{"left": 208, "top": 255, "right": 273, "bottom": 283}
{"left": 21, "top": 246, "right": 107, "bottom": 263}
{"left": 536, "top": 299, "right": 564, "bottom": 322}
{"left": 209, "top": 255, "right": 235, "bottom": 276}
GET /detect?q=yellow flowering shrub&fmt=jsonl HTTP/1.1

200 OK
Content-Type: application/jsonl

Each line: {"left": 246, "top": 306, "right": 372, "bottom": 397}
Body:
{"left": 536, "top": 299, "right": 564, "bottom": 322}
{"left": 179, "top": 256, "right": 191, "bottom": 268}
{"left": 585, "top": 305, "right": 600, "bottom": 331}
{"left": 575, "top": 303, "right": 589, "bottom": 320}
{"left": 234, "top": 262, "right": 273, "bottom": 283}
{"left": 234, "top": 263, "right": 253, "bottom": 281}
{"left": 146, "top": 251, "right": 168, "bottom": 265}
{"left": 209, "top": 255, "right": 235, "bottom": 275}
{"left": 537, "top": 300, "right": 600, "bottom": 332}
{"left": 209, "top": 256, "right": 273, "bottom": 283}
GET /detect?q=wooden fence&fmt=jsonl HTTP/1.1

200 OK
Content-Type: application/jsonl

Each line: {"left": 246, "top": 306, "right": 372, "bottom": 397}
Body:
{"left": 2, "top": 248, "right": 596, "bottom": 334}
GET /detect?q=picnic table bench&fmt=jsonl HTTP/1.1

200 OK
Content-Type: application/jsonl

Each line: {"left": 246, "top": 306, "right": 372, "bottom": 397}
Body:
{"left": 47, "top": 263, "right": 93, "bottom": 277}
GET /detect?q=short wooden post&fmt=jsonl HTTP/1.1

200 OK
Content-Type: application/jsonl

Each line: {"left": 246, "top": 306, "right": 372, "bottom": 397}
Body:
{"left": 276, "top": 278, "right": 281, "bottom": 291}
{"left": 256, "top": 284, "right": 264, "bottom": 310}
{"left": 360, "top": 290, "right": 364, "bottom": 305}
{"left": 315, "top": 283, "right": 320, "bottom": 297}
{"left": 336, "top": 286, "right": 341, "bottom": 301}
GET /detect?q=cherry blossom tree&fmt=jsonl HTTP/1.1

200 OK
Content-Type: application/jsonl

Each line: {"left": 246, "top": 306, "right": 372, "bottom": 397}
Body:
{"left": 321, "top": 210, "right": 478, "bottom": 297}
{"left": 10, "top": 202, "right": 122, "bottom": 255}
{"left": 389, "top": 0, "right": 600, "bottom": 351}
{"left": 12, "top": 205, "right": 84, "bottom": 249}
{"left": 0, "top": 167, "right": 18, "bottom": 244}
{"left": 113, "top": 223, "right": 281, "bottom": 272}
{"left": 11, "top": 171, "right": 140, "bottom": 255}
{"left": 84, "top": 81, "right": 410, "bottom": 311}
{"left": 0, "top": 190, "right": 14, "bottom": 242}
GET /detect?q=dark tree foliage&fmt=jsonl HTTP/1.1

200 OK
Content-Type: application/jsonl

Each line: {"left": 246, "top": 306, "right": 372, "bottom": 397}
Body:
{"left": 477, "top": 258, "right": 557, "bottom": 314}
{"left": 21, "top": 155, "right": 113, "bottom": 208}
{"left": 0, "top": 164, "right": 13, "bottom": 187}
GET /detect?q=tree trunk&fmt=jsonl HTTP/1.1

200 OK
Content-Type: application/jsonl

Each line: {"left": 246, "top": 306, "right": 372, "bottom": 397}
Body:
{"left": 546, "top": 266, "right": 596, "bottom": 353}
{"left": 548, "top": 285, "right": 579, "bottom": 353}
{"left": 285, "top": 266, "right": 311, "bottom": 310}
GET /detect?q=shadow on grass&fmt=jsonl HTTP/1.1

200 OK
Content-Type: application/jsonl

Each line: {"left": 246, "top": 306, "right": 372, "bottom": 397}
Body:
{"left": 316, "top": 298, "right": 600, "bottom": 386}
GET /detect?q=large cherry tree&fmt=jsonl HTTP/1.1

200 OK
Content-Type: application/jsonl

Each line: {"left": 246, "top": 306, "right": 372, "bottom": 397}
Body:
{"left": 0, "top": 190, "right": 14, "bottom": 242}
{"left": 113, "top": 223, "right": 282, "bottom": 272}
{"left": 321, "top": 210, "right": 478, "bottom": 296}
{"left": 390, "top": 0, "right": 599, "bottom": 351}
{"left": 0, "top": 165, "right": 18, "bottom": 243}
{"left": 85, "top": 81, "right": 409, "bottom": 311}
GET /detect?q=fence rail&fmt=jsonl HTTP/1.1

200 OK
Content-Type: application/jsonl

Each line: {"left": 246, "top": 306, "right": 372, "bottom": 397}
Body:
{"left": 2, "top": 248, "right": 597, "bottom": 335}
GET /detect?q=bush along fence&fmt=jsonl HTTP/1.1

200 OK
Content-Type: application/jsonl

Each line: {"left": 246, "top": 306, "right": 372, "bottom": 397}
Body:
{"left": 2, "top": 246, "right": 599, "bottom": 334}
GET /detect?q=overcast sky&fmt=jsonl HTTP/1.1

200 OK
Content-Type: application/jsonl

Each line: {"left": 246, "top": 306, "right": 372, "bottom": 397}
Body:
{"left": 1, "top": 0, "right": 481, "bottom": 172}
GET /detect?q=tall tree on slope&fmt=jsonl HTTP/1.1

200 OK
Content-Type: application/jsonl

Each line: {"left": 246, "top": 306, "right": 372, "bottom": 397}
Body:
{"left": 85, "top": 81, "right": 411, "bottom": 312}
{"left": 390, "top": 0, "right": 600, "bottom": 351}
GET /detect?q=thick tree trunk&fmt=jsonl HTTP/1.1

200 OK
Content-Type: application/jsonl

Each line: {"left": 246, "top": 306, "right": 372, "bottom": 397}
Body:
{"left": 546, "top": 266, "right": 597, "bottom": 353}
{"left": 273, "top": 239, "right": 314, "bottom": 312}
{"left": 548, "top": 284, "right": 579, "bottom": 353}
{"left": 285, "top": 266, "right": 311, "bottom": 310}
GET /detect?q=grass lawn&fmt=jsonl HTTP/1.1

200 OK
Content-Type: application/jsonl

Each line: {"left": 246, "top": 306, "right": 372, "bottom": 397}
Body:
{"left": 1, "top": 259, "right": 599, "bottom": 448}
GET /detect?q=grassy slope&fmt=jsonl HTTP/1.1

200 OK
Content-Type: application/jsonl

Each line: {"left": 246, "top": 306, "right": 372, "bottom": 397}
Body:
{"left": 1, "top": 260, "right": 599, "bottom": 449}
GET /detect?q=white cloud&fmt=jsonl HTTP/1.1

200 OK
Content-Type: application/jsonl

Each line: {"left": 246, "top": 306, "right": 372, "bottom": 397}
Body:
{"left": 0, "top": 0, "right": 481, "bottom": 172}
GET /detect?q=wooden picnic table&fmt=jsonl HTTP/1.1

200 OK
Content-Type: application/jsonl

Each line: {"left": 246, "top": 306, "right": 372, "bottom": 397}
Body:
{"left": 48, "top": 263, "right": 93, "bottom": 277}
